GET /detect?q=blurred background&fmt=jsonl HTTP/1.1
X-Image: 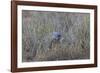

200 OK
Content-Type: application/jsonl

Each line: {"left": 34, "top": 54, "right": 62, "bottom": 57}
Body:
{"left": 22, "top": 10, "right": 90, "bottom": 62}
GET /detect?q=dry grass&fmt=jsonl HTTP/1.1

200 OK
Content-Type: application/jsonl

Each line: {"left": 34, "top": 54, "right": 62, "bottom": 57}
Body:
{"left": 22, "top": 10, "right": 90, "bottom": 62}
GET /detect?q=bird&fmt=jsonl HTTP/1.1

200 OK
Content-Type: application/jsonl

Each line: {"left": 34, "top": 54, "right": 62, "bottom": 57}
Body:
{"left": 49, "top": 32, "right": 62, "bottom": 49}
{"left": 52, "top": 32, "right": 61, "bottom": 41}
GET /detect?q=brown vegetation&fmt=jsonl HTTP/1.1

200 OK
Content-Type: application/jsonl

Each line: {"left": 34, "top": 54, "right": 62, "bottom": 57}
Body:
{"left": 22, "top": 10, "right": 90, "bottom": 62}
